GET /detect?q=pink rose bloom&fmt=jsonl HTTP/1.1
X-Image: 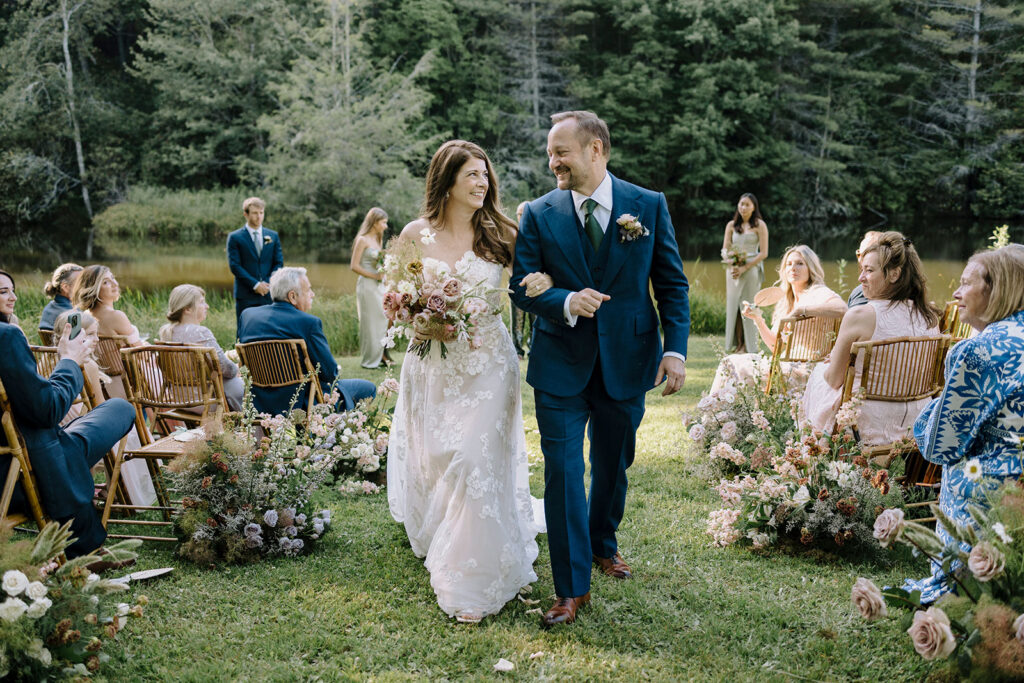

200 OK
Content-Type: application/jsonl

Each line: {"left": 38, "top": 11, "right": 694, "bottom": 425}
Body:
{"left": 426, "top": 291, "right": 447, "bottom": 313}
{"left": 851, "top": 578, "right": 887, "bottom": 621}
{"left": 464, "top": 298, "right": 488, "bottom": 316}
{"left": 399, "top": 292, "right": 413, "bottom": 307}
{"left": 720, "top": 421, "right": 738, "bottom": 443}
{"left": 968, "top": 541, "right": 1005, "bottom": 582}
{"left": 374, "top": 433, "right": 389, "bottom": 454}
{"left": 907, "top": 607, "right": 957, "bottom": 660}
{"left": 395, "top": 308, "right": 412, "bottom": 323}
{"left": 441, "top": 278, "right": 462, "bottom": 298}
{"left": 872, "top": 508, "right": 905, "bottom": 548}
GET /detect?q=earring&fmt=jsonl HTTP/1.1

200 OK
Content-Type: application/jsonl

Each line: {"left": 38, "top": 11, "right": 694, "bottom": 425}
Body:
{"left": 445, "top": 191, "right": 449, "bottom": 199}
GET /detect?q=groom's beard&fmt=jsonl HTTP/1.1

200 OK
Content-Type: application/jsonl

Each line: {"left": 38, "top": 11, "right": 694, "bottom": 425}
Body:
{"left": 553, "top": 165, "right": 584, "bottom": 191}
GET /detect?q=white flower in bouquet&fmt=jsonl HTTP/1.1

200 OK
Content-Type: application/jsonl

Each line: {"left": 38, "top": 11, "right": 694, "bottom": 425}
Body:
{"left": 964, "top": 458, "right": 983, "bottom": 481}
{"left": 751, "top": 410, "right": 770, "bottom": 431}
{"left": 688, "top": 424, "right": 706, "bottom": 442}
{"left": 25, "top": 597, "right": 52, "bottom": 619}
{"left": 792, "top": 485, "right": 811, "bottom": 506}
{"left": 0, "top": 597, "right": 28, "bottom": 621}
{"left": 697, "top": 395, "right": 715, "bottom": 411}
{"left": 2, "top": 569, "right": 28, "bottom": 597}
{"left": 720, "top": 421, "right": 738, "bottom": 443}
{"left": 994, "top": 522, "right": 1014, "bottom": 544}
{"left": 706, "top": 508, "right": 742, "bottom": 546}
{"left": 419, "top": 227, "right": 436, "bottom": 245}
{"left": 26, "top": 638, "right": 51, "bottom": 666}
{"left": 907, "top": 607, "right": 957, "bottom": 660}
{"left": 748, "top": 531, "right": 771, "bottom": 549}
{"left": 23, "top": 580, "right": 46, "bottom": 601}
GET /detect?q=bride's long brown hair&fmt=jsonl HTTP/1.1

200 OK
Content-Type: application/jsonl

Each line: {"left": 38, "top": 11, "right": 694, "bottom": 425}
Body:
{"left": 422, "top": 140, "right": 516, "bottom": 267}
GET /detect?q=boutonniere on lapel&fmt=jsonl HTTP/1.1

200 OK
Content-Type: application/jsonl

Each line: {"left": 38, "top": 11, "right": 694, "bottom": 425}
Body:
{"left": 616, "top": 214, "right": 649, "bottom": 243}
{"left": 263, "top": 235, "right": 272, "bottom": 245}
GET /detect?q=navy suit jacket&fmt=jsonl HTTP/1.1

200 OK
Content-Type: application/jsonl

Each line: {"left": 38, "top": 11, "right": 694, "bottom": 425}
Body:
{"left": 227, "top": 226, "right": 284, "bottom": 307}
{"left": 0, "top": 324, "right": 94, "bottom": 519}
{"left": 238, "top": 301, "right": 347, "bottom": 415}
{"left": 510, "top": 173, "right": 690, "bottom": 400}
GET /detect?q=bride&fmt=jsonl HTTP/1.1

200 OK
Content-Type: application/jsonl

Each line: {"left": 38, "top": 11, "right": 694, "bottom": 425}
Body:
{"left": 387, "top": 140, "right": 549, "bottom": 623}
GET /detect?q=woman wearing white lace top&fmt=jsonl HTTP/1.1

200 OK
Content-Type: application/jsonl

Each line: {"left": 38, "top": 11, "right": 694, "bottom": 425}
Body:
{"left": 159, "top": 284, "right": 244, "bottom": 411}
{"left": 387, "top": 140, "right": 551, "bottom": 623}
{"left": 802, "top": 232, "right": 940, "bottom": 443}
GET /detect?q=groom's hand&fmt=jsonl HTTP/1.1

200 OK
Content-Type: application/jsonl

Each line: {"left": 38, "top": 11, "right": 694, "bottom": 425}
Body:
{"left": 568, "top": 289, "right": 610, "bottom": 318}
{"left": 655, "top": 356, "right": 686, "bottom": 396}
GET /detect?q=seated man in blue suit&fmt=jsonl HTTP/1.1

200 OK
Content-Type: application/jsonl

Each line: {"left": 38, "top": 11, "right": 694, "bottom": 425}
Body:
{"left": 227, "top": 196, "right": 284, "bottom": 328}
{"left": 238, "top": 267, "right": 376, "bottom": 416}
{"left": 0, "top": 318, "right": 136, "bottom": 565}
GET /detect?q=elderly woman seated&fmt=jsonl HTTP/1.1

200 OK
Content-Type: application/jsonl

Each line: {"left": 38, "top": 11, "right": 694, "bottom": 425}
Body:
{"left": 711, "top": 245, "right": 845, "bottom": 391}
{"left": 902, "top": 244, "right": 1024, "bottom": 603}
{"left": 801, "top": 232, "right": 940, "bottom": 444}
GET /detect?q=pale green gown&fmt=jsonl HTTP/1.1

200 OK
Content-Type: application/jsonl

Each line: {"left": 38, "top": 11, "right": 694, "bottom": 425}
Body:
{"left": 357, "top": 246, "right": 387, "bottom": 368}
{"left": 724, "top": 230, "right": 763, "bottom": 353}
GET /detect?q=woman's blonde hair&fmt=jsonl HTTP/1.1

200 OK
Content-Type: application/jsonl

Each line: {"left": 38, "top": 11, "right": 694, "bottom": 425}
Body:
{"left": 967, "top": 244, "right": 1024, "bottom": 324}
{"left": 53, "top": 308, "right": 97, "bottom": 337}
{"left": 773, "top": 245, "right": 826, "bottom": 325}
{"left": 159, "top": 284, "right": 205, "bottom": 340}
{"left": 356, "top": 207, "right": 388, "bottom": 239}
{"left": 72, "top": 265, "right": 113, "bottom": 311}
{"left": 43, "top": 263, "right": 83, "bottom": 299}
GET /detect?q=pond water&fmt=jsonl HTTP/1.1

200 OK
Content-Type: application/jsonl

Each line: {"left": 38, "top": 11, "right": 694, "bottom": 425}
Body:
{"left": 6, "top": 243, "right": 967, "bottom": 303}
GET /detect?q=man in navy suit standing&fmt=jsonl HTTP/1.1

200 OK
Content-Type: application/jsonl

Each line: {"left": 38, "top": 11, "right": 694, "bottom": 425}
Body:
{"left": 0, "top": 320, "right": 136, "bottom": 566}
{"left": 510, "top": 111, "right": 690, "bottom": 627}
{"left": 227, "top": 196, "right": 284, "bottom": 328}
{"left": 238, "top": 267, "right": 376, "bottom": 416}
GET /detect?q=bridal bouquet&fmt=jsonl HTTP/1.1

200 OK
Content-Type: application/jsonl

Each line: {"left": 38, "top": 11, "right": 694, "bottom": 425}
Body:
{"left": 721, "top": 246, "right": 748, "bottom": 268}
{"left": 379, "top": 238, "right": 501, "bottom": 359}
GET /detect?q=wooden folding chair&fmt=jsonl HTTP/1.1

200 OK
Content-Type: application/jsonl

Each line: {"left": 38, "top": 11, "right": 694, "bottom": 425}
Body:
{"left": 95, "top": 334, "right": 130, "bottom": 399}
{"left": 764, "top": 315, "right": 842, "bottom": 394}
{"left": 0, "top": 377, "right": 51, "bottom": 534}
{"left": 841, "top": 334, "right": 951, "bottom": 521}
{"left": 38, "top": 328, "right": 55, "bottom": 346}
{"left": 97, "top": 345, "right": 226, "bottom": 541}
{"left": 938, "top": 301, "right": 974, "bottom": 343}
{"left": 235, "top": 339, "right": 325, "bottom": 414}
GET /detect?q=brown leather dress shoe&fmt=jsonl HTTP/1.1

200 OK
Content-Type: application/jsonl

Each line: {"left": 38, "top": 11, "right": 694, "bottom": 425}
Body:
{"left": 593, "top": 552, "right": 632, "bottom": 579}
{"left": 85, "top": 549, "right": 136, "bottom": 574}
{"left": 541, "top": 592, "right": 590, "bottom": 628}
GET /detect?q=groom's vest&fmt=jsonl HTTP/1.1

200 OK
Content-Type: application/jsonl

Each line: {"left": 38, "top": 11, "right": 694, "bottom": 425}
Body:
{"left": 577, "top": 214, "right": 615, "bottom": 281}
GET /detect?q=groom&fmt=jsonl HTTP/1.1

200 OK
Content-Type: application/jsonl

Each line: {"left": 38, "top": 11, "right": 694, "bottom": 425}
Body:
{"left": 511, "top": 111, "right": 690, "bottom": 627}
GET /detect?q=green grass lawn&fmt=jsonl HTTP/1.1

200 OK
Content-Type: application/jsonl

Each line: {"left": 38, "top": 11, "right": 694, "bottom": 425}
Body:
{"left": 31, "top": 337, "right": 937, "bottom": 681}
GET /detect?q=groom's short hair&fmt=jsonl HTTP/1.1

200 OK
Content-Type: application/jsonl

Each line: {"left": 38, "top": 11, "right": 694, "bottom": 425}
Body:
{"left": 551, "top": 110, "right": 610, "bottom": 159}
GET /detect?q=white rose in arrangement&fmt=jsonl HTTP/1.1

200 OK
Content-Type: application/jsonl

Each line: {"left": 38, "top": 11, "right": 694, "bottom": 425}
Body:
{"left": 688, "top": 424, "right": 706, "bottom": 442}
{"left": 25, "top": 597, "right": 52, "bottom": 619}
{"left": 0, "top": 597, "right": 28, "bottom": 622}
{"left": 994, "top": 522, "right": 1014, "bottom": 544}
{"left": 792, "top": 485, "right": 811, "bottom": 506}
{"left": 2, "top": 570, "right": 29, "bottom": 597}
{"left": 907, "top": 607, "right": 957, "bottom": 660}
{"left": 24, "top": 581, "right": 47, "bottom": 601}
{"left": 117, "top": 602, "right": 131, "bottom": 617}
{"left": 27, "top": 638, "right": 51, "bottom": 666}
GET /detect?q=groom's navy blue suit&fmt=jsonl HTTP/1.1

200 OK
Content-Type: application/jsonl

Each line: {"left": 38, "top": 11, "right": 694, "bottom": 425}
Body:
{"left": 511, "top": 173, "right": 689, "bottom": 598}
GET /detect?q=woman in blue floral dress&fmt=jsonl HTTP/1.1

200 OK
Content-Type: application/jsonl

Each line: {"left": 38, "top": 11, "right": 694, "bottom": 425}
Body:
{"left": 903, "top": 244, "right": 1024, "bottom": 603}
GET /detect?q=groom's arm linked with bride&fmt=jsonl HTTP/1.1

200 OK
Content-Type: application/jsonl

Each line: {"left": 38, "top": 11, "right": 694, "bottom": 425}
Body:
{"left": 509, "top": 110, "right": 690, "bottom": 627}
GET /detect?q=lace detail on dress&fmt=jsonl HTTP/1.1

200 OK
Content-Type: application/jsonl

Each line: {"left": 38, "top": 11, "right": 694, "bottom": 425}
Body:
{"left": 387, "top": 251, "right": 544, "bottom": 618}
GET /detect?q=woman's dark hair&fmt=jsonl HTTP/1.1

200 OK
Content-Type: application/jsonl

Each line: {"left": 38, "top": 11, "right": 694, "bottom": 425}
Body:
{"left": 0, "top": 269, "right": 14, "bottom": 324}
{"left": 731, "top": 193, "right": 763, "bottom": 235}
{"left": 422, "top": 140, "right": 516, "bottom": 266}
{"left": 861, "top": 230, "right": 940, "bottom": 327}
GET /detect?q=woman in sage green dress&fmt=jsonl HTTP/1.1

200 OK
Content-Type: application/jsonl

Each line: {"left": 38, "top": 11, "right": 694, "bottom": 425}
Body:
{"left": 350, "top": 207, "right": 392, "bottom": 368}
{"left": 722, "top": 193, "right": 768, "bottom": 352}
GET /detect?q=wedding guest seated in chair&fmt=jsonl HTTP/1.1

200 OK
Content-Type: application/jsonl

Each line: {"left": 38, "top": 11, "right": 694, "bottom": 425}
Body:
{"left": 159, "top": 284, "right": 244, "bottom": 411}
{"left": 801, "top": 231, "right": 940, "bottom": 443}
{"left": 238, "top": 267, "right": 375, "bottom": 416}
{"left": 711, "top": 245, "right": 845, "bottom": 391}
{"left": 902, "top": 244, "right": 1024, "bottom": 603}
{"left": 0, "top": 271, "right": 136, "bottom": 568}
{"left": 39, "top": 263, "right": 83, "bottom": 332}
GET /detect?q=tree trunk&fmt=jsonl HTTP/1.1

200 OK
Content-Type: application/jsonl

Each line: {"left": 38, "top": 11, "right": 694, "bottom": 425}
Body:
{"left": 61, "top": 0, "right": 95, "bottom": 257}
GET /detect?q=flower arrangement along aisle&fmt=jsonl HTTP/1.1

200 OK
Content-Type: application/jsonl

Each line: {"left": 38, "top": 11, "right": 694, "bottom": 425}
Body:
{"left": 855, "top": 481, "right": 1024, "bottom": 679}
{"left": 298, "top": 375, "right": 399, "bottom": 496}
{"left": 705, "top": 395, "right": 905, "bottom": 554}
{"left": 685, "top": 361, "right": 804, "bottom": 480}
{"left": 1, "top": 523, "right": 147, "bottom": 679}
{"left": 379, "top": 236, "right": 504, "bottom": 359}
{"left": 166, "top": 388, "right": 335, "bottom": 566}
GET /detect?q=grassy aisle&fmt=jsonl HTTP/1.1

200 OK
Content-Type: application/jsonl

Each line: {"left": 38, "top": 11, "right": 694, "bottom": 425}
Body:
{"left": 82, "top": 337, "right": 932, "bottom": 681}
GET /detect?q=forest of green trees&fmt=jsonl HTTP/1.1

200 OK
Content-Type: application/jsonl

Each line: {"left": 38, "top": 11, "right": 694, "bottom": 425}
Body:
{"left": 0, "top": 0, "right": 1021, "bottom": 258}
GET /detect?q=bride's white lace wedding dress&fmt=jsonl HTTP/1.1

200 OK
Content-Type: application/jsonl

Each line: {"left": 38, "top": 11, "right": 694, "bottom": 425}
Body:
{"left": 387, "top": 251, "right": 544, "bottom": 620}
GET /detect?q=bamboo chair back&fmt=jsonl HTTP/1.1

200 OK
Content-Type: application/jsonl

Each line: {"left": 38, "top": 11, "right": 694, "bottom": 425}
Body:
{"left": 764, "top": 315, "right": 842, "bottom": 394}
{"left": 939, "top": 301, "right": 974, "bottom": 342}
{"left": 120, "top": 345, "right": 226, "bottom": 429}
{"left": 30, "top": 345, "right": 95, "bottom": 416}
{"left": 95, "top": 334, "right": 129, "bottom": 377}
{"left": 0, "top": 377, "right": 50, "bottom": 532}
{"left": 37, "top": 328, "right": 55, "bottom": 346}
{"left": 235, "top": 339, "right": 324, "bottom": 413}
{"left": 842, "top": 334, "right": 952, "bottom": 404}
